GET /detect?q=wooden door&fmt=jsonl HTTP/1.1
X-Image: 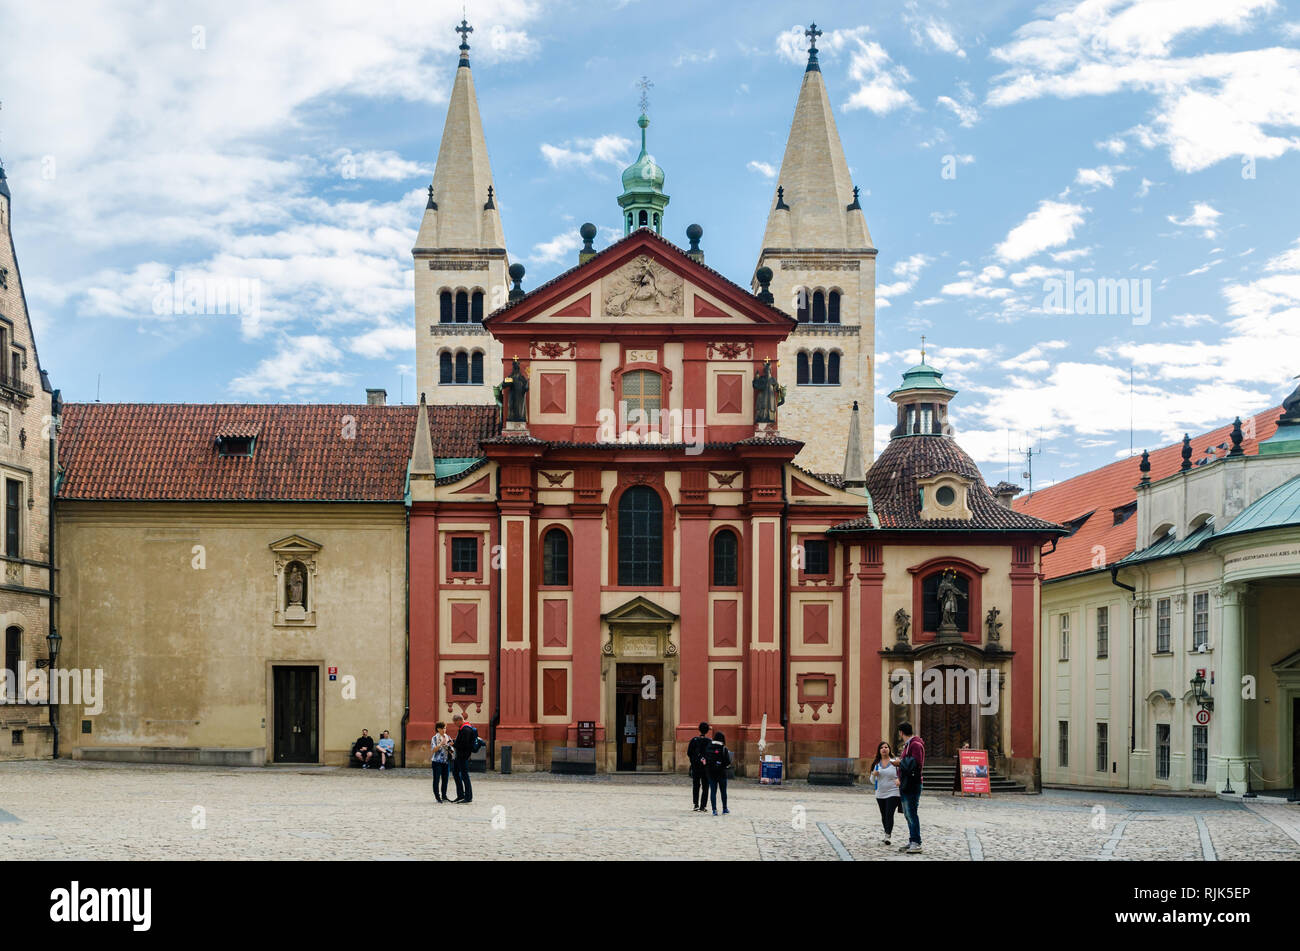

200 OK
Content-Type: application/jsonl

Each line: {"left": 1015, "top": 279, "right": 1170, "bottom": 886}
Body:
{"left": 273, "top": 666, "right": 319, "bottom": 763}
{"left": 919, "top": 669, "right": 973, "bottom": 762}
{"left": 638, "top": 666, "right": 663, "bottom": 769}
{"left": 616, "top": 666, "right": 639, "bottom": 771}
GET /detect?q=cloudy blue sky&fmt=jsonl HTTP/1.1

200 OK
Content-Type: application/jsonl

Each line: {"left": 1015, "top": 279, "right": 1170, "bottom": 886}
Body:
{"left": 1, "top": 0, "right": 1298, "bottom": 487}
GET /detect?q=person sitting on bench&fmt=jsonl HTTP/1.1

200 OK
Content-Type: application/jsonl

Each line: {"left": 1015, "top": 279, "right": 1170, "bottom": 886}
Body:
{"left": 376, "top": 730, "right": 395, "bottom": 769}
{"left": 351, "top": 729, "right": 376, "bottom": 768}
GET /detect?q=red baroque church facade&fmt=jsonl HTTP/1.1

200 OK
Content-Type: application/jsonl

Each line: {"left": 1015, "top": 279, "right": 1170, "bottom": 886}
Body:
{"left": 406, "top": 230, "right": 1061, "bottom": 786}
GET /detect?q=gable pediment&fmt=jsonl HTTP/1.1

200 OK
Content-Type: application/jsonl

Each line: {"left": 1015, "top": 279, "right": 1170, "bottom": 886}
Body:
{"left": 485, "top": 231, "right": 794, "bottom": 328}
{"left": 268, "top": 534, "right": 323, "bottom": 557}
{"left": 602, "top": 595, "right": 679, "bottom": 624}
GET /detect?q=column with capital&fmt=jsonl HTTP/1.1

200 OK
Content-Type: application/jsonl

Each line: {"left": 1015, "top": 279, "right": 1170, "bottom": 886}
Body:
{"left": 1216, "top": 583, "right": 1247, "bottom": 793}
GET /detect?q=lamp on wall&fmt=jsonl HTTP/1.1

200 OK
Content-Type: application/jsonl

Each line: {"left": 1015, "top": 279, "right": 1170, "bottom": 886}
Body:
{"left": 46, "top": 627, "right": 61, "bottom": 758}
{"left": 1190, "top": 669, "right": 1213, "bottom": 710}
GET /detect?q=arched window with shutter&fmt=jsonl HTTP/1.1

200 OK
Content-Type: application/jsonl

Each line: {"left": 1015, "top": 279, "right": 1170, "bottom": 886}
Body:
{"left": 471, "top": 291, "right": 484, "bottom": 322}
{"left": 796, "top": 289, "right": 809, "bottom": 323}
{"left": 712, "top": 529, "right": 738, "bottom": 587}
{"left": 470, "top": 351, "right": 484, "bottom": 385}
{"left": 812, "top": 291, "right": 826, "bottom": 323}
{"left": 542, "top": 528, "right": 570, "bottom": 586}
{"left": 439, "top": 290, "right": 453, "bottom": 323}
{"left": 828, "top": 290, "right": 841, "bottom": 324}
{"left": 439, "top": 351, "right": 453, "bottom": 384}
{"left": 828, "top": 351, "right": 841, "bottom": 385}
{"left": 455, "top": 291, "right": 469, "bottom": 323}
{"left": 812, "top": 351, "right": 826, "bottom": 384}
{"left": 454, "top": 351, "right": 469, "bottom": 384}
{"left": 797, "top": 352, "right": 810, "bottom": 384}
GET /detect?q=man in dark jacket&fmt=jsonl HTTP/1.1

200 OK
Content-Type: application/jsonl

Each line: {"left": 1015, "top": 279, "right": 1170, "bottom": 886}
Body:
{"left": 450, "top": 714, "right": 475, "bottom": 803}
{"left": 686, "top": 722, "right": 711, "bottom": 812}
{"left": 896, "top": 721, "right": 925, "bottom": 853}
{"left": 351, "top": 729, "right": 375, "bottom": 768}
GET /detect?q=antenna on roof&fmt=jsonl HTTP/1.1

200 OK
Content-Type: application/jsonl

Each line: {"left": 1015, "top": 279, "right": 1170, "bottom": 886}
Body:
{"left": 95, "top": 373, "right": 101, "bottom": 403}
{"left": 1129, "top": 367, "right": 1134, "bottom": 457}
{"left": 1017, "top": 432, "right": 1044, "bottom": 497}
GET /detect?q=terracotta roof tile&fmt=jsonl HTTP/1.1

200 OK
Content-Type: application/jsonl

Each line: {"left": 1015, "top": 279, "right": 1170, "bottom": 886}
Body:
{"left": 58, "top": 402, "right": 499, "bottom": 502}
{"left": 1013, "top": 408, "right": 1282, "bottom": 580}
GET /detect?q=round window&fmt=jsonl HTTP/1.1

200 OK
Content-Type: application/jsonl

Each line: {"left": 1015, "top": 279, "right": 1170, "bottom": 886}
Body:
{"left": 935, "top": 485, "right": 956, "bottom": 506}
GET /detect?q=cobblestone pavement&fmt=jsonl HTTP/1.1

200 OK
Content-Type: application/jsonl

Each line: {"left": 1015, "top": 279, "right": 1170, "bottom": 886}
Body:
{"left": 2, "top": 761, "right": 1298, "bottom": 860}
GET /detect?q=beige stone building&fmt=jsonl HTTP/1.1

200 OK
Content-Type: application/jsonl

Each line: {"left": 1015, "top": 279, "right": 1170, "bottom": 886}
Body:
{"left": 0, "top": 164, "right": 60, "bottom": 761}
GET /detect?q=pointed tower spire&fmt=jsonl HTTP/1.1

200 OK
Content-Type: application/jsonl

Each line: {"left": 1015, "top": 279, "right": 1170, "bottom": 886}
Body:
{"left": 618, "top": 78, "right": 669, "bottom": 235}
{"left": 411, "top": 393, "right": 436, "bottom": 475}
{"left": 842, "top": 400, "right": 866, "bottom": 487}
{"left": 414, "top": 19, "right": 510, "bottom": 405}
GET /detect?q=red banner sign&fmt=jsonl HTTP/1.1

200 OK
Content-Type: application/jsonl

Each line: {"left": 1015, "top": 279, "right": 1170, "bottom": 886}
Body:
{"left": 959, "top": 749, "right": 991, "bottom": 795}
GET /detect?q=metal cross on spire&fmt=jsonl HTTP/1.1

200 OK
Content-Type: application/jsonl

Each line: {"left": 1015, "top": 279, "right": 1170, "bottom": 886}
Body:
{"left": 920, "top": 334, "right": 927, "bottom": 363}
{"left": 637, "top": 76, "right": 654, "bottom": 115}
{"left": 806, "top": 22, "right": 823, "bottom": 50}
{"left": 455, "top": 18, "right": 473, "bottom": 53}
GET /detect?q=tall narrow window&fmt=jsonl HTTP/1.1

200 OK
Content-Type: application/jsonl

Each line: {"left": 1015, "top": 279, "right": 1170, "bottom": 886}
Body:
{"left": 712, "top": 529, "right": 738, "bottom": 587}
{"left": 1059, "top": 614, "right": 1070, "bottom": 661}
{"left": 828, "top": 290, "right": 841, "bottom": 323}
{"left": 1156, "top": 724, "right": 1171, "bottom": 779}
{"left": 1192, "top": 591, "right": 1209, "bottom": 650}
{"left": 1096, "top": 722, "right": 1108, "bottom": 773}
{"left": 796, "top": 289, "right": 809, "bottom": 323}
{"left": 471, "top": 291, "right": 484, "bottom": 323}
{"left": 454, "top": 352, "right": 469, "bottom": 384}
{"left": 439, "top": 352, "right": 453, "bottom": 384}
{"left": 812, "top": 291, "right": 826, "bottom": 323}
{"left": 796, "top": 352, "right": 810, "bottom": 385}
{"left": 455, "top": 291, "right": 469, "bottom": 323}
{"left": 1058, "top": 721, "right": 1069, "bottom": 768}
{"left": 1192, "top": 725, "right": 1208, "bottom": 784}
{"left": 10, "top": 352, "right": 19, "bottom": 384}
{"left": 1156, "top": 598, "right": 1171, "bottom": 653}
{"left": 1096, "top": 606, "right": 1109, "bottom": 658}
{"left": 827, "top": 351, "right": 840, "bottom": 385}
{"left": 620, "top": 370, "right": 662, "bottom": 417}
{"left": 4, "top": 479, "right": 18, "bottom": 558}
{"left": 811, "top": 352, "right": 826, "bottom": 384}
{"left": 618, "top": 486, "right": 663, "bottom": 586}
{"left": 439, "top": 291, "right": 453, "bottom": 323}
{"left": 3, "top": 626, "right": 18, "bottom": 697}
{"left": 638, "top": 210, "right": 648, "bottom": 227}
{"left": 470, "top": 352, "right": 484, "bottom": 385}
{"left": 542, "top": 528, "right": 570, "bottom": 586}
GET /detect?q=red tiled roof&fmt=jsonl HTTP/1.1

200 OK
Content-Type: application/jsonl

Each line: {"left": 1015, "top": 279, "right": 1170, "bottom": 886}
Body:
{"left": 1013, "top": 408, "right": 1282, "bottom": 581}
{"left": 58, "top": 403, "right": 500, "bottom": 502}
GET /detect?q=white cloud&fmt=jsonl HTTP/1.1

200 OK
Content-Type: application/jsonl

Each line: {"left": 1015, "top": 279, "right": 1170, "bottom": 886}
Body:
{"left": 1050, "top": 246, "right": 1093, "bottom": 262}
{"left": 1167, "top": 201, "right": 1222, "bottom": 238}
{"left": 876, "top": 253, "right": 933, "bottom": 306}
{"left": 540, "top": 134, "right": 634, "bottom": 171}
{"left": 844, "top": 41, "right": 916, "bottom": 114}
{"left": 936, "top": 92, "right": 979, "bottom": 127}
{"left": 903, "top": 3, "right": 966, "bottom": 58}
{"left": 1097, "top": 136, "right": 1128, "bottom": 155}
{"left": 1074, "top": 165, "right": 1130, "bottom": 190}
{"left": 1169, "top": 313, "right": 1217, "bottom": 326}
{"left": 230, "top": 334, "right": 347, "bottom": 396}
{"left": 747, "top": 160, "right": 777, "bottom": 179}
{"left": 673, "top": 48, "right": 716, "bottom": 67}
{"left": 995, "top": 200, "right": 1087, "bottom": 263}
{"left": 530, "top": 231, "right": 579, "bottom": 265}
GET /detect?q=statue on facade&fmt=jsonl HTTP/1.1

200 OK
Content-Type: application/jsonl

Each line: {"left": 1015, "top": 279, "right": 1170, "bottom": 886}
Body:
{"left": 985, "top": 606, "right": 1003, "bottom": 647}
{"left": 502, "top": 356, "right": 529, "bottom": 423}
{"left": 936, "top": 569, "right": 966, "bottom": 635}
{"left": 893, "top": 608, "right": 911, "bottom": 646}
{"left": 752, "top": 359, "right": 783, "bottom": 424}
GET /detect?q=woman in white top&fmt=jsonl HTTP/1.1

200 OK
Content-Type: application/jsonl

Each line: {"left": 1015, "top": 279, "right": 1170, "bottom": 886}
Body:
{"left": 430, "top": 721, "right": 454, "bottom": 803}
{"left": 869, "top": 741, "right": 902, "bottom": 845}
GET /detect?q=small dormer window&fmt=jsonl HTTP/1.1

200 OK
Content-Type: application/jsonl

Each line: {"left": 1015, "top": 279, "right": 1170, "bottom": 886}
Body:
{"left": 216, "top": 435, "right": 255, "bottom": 457}
{"left": 935, "top": 485, "right": 956, "bottom": 507}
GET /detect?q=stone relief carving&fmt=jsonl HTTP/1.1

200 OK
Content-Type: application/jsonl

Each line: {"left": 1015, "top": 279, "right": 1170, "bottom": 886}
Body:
{"left": 603, "top": 256, "right": 683, "bottom": 317}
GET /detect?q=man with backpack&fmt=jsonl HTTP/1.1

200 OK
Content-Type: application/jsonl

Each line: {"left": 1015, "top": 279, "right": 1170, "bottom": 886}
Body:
{"left": 706, "top": 730, "right": 732, "bottom": 816}
{"left": 896, "top": 721, "right": 925, "bottom": 853}
{"left": 687, "top": 721, "right": 711, "bottom": 812}
{"left": 450, "top": 714, "right": 477, "bottom": 804}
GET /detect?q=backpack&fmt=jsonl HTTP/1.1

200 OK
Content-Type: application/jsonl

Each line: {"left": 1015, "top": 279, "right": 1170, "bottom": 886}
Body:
{"left": 897, "top": 739, "right": 921, "bottom": 791}
{"left": 467, "top": 725, "right": 485, "bottom": 753}
{"left": 708, "top": 742, "right": 731, "bottom": 772}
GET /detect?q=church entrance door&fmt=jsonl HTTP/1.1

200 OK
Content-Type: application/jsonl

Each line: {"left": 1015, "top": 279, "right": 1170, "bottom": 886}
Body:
{"left": 273, "top": 665, "right": 319, "bottom": 763}
{"left": 615, "top": 663, "right": 663, "bottom": 771}
{"left": 920, "top": 667, "right": 973, "bottom": 763}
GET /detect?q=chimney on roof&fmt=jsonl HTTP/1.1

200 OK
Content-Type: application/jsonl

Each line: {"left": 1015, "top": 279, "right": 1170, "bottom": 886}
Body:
{"left": 366, "top": 388, "right": 387, "bottom": 406}
{"left": 992, "top": 481, "right": 1023, "bottom": 508}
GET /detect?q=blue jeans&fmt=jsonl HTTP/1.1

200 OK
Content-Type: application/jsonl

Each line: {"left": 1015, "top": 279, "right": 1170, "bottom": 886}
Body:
{"left": 431, "top": 760, "right": 449, "bottom": 800}
{"left": 709, "top": 774, "right": 728, "bottom": 812}
{"left": 900, "top": 786, "right": 922, "bottom": 844}
{"left": 451, "top": 758, "right": 472, "bottom": 801}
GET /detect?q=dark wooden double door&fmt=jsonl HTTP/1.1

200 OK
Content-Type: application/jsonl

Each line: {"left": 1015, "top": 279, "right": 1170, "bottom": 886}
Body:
{"left": 616, "top": 663, "right": 662, "bottom": 771}
{"left": 273, "top": 665, "right": 319, "bottom": 763}
{"left": 920, "top": 674, "right": 973, "bottom": 763}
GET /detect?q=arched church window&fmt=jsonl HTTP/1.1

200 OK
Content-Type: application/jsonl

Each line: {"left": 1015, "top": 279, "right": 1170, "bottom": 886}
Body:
{"left": 439, "top": 290, "right": 453, "bottom": 324}
{"left": 439, "top": 352, "right": 453, "bottom": 384}
{"left": 712, "top": 529, "right": 738, "bottom": 587}
{"left": 796, "top": 289, "right": 809, "bottom": 323}
{"left": 638, "top": 210, "right": 648, "bottom": 228}
{"left": 828, "top": 290, "right": 841, "bottom": 324}
{"left": 542, "top": 528, "right": 570, "bottom": 586}
{"left": 4, "top": 626, "right": 19, "bottom": 688}
{"left": 797, "top": 352, "right": 810, "bottom": 384}
{"left": 470, "top": 351, "right": 484, "bottom": 385}
{"left": 455, "top": 291, "right": 469, "bottom": 323}
{"left": 618, "top": 486, "right": 663, "bottom": 586}
{"left": 454, "top": 351, "right": 469, "bottom": 384}
{"left": 471, "top": 291, "right": 484, "bottom": 323}
{"left": 827, "top": 351, "right": 840, "bottom": 385}
{"left": 621, "top": 370, "right": 662, "bottom": 417}
{"left": 922, "top": 570, "right": 970, "bottom": 633}
{"left": 812, "top": 351, "right": 826, "bottom": 385}
{"left": 812, "top": 291, "right": 826, "bottom": 323}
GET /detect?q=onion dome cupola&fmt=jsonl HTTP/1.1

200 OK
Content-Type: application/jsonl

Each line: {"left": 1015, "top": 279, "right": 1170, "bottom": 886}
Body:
{"left": 887, "top": 341, "right": 957, "bottom": 439}
{"left": 618, "top": 81, "right": 670, "bottom": 235}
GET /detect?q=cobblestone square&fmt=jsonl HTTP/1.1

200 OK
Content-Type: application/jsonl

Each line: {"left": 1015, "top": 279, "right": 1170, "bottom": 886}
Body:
{"left": 3, "top": 761, "right": 1298, "bottom": 861}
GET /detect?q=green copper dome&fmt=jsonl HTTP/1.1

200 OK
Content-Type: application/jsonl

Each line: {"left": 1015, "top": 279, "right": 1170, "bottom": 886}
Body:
{"left": 895, "top": 363, "right": 948, "bottom": 392}
{"left": 618, "top": 113, "right": 669, "bottom": 235}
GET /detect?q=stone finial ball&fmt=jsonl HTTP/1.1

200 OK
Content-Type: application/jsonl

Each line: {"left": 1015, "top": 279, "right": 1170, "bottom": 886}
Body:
{"left": 756, "top": 266, "right": 773, "bottom": 284}
{"left": 580, "top": 222, "right": 597, "bottom": 241}
{"left": 509, "top": 262, "right": 526, "bottom": 282}
{"left": 686, "top": 223, "right": 703, "bottom": 243}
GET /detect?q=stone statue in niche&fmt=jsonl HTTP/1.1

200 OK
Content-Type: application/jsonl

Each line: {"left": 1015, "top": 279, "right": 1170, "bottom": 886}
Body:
{"left": 285, "top": 561, "right": 308, "bottom": 620}
{"left": 985, "top": 606, "right": 1003, "bottom": 646}
{"left": 603, "top": 256, "right": 683, "bottom": 317}
{"left": 752, "top": 359, "right": 784, "bottom": 424}
{"left": 936, "top": 569, "right": 966, "bottom": 637}
{"left": 893, "top": 608, "right": 911, "bottom": 646}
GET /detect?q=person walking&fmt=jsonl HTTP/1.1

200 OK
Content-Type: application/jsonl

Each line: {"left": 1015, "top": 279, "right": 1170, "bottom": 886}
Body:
{"left": 686, "top": 721, "right": 711, "bottom": 812}
{"left": 706, "top": 730, "right": 732, "bottom": 816}
{"left": 896, "top": 721, "right": 925, "bottom": 854}
{"left": 869, "top": 741, "right": 902, "bottom": 846}
{"left": 430, "top": 721, "right": 453, "bottom": 803}
{"left": 450, "top": 714, "right": 476, "bottom": 804}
